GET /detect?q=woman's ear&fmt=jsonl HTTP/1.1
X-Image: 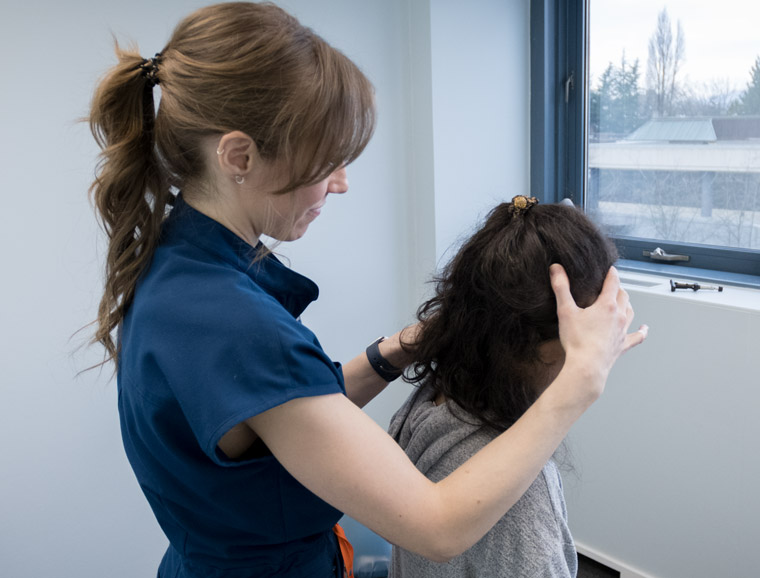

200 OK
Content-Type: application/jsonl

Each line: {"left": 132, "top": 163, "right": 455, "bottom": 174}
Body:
{"left": 215, "top": 131, "right": 257, "bottom": 178}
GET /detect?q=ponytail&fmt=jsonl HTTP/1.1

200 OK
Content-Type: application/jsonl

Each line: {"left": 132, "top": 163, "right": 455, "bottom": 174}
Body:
{"left": 89, "top": 43, "right": 171, "bottom": 367}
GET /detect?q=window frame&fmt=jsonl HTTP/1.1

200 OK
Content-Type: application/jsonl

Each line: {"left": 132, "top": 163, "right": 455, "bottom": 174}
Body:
{"left": 530, "top": 0, "right": 760, "bottom": 283}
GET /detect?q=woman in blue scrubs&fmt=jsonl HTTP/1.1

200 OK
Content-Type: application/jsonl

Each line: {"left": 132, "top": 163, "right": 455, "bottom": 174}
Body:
{"left": 88, "top": 3, "right": 647, "bottom": 577}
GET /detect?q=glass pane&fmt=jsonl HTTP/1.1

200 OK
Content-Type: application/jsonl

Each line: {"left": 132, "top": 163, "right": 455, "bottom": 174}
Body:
{"left": 587, "top": 1, "right": 760, "bottom": 251}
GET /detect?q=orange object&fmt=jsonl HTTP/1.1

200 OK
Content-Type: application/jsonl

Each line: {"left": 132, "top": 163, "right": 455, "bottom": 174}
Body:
{"left": 333, "top": 523, "right": 354, "bottom": 578}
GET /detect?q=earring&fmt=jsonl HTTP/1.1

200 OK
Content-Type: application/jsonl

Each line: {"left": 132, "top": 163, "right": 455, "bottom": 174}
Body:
{"left": 234, "top": 175, "right": 245, "bottom": 185}
{"left": 216, "top": 149, "right": 224, "bottom": 155}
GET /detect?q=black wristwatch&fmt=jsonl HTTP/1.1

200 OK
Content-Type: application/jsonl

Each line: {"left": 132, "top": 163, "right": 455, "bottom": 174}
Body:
{"left": 366, "top": 336, "right": 404, "bottom": 382}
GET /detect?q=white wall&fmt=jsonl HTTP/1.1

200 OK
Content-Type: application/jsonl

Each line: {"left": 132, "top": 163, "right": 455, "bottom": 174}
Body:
{"left": 429, "top": 0, "right": 530, "bottom": 264}
{"left": 564, "top": 274, "right": 760, "bottom": 578}
{"left": 0, "top": 2, "right": 200, "bottom": 575}
{"left": 0, "top": 1, "right": 529, "bottom": 576}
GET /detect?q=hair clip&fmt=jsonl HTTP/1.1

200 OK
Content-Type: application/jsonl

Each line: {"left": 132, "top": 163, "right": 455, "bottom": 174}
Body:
{"left": 511, "top": 195, "right": 538, "bottom": 217}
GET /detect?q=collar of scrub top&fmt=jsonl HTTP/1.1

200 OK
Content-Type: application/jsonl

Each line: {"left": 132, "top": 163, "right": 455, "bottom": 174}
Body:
{"left": 167, "top": 193, "right": 320, "bottom": 318}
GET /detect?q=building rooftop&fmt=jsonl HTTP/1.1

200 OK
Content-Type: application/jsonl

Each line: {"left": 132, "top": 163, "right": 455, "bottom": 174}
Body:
{"left": 626, "top": 116, "right": 760, "bottom": 143}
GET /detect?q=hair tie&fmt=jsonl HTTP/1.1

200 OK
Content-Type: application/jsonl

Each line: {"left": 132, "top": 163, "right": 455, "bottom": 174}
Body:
{"left": 138, "top": 53, "right": 163, "bottom": 88}
{"left": 510, "top": 195, "right": 538, "bottom": 218}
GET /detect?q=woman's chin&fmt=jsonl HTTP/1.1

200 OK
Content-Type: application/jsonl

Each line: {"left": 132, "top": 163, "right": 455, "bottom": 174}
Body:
{"left": 278, "top": 226, "right": 309, "bottom": 242}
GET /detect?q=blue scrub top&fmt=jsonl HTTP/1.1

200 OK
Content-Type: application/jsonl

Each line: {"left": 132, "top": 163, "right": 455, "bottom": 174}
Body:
{"left": 118, "top": 195, "right": 346, "bottom": 577}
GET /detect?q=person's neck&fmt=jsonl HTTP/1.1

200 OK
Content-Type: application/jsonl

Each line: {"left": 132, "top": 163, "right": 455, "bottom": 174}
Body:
{"left": 183, "top": 188, "right": 262, "bottom": 247}
{"left": 432, "top": 354, "right": 564, "bottom": 408}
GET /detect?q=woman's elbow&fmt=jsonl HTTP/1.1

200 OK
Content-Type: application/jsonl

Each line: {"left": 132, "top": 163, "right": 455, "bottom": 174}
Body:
{"left": 412, "top": 530, "right": 471, "bottom": 563}
{"left": 408, "top": 544, "right": 454, "bottom": 564}
{"left": 410, "top": 499, "right": 481, "bottom": 561}
{"left": 393, "top": 486, "right": 479, "bottom": 562}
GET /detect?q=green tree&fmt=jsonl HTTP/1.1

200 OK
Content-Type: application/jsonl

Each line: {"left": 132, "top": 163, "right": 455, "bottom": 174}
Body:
{"left": 730, "top": 56, "right": 760, "bottom": 115}
{"left": 590, "top": 54, "right": 642, "bottom": 139}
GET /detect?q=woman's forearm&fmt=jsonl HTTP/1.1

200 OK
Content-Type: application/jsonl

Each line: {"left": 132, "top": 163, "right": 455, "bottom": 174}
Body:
{"left": 341, "top": 352, "right": 391, "bottom": 408}
{"left": 248, "top": 358, "right": 605, "bottom": 563}
{"left": 250, "top": 269, "right": 646, "bottom": 561}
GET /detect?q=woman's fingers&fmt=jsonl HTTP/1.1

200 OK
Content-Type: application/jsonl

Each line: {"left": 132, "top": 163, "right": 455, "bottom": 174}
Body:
{"left": 617, "top": 287, "right": 633, "bottom": 332}
{"left": 600, "top": 266, "right": 623, "bottom": 302}
{"left": 614, "top": 275, "right": 648, "bottom": 353}
{"left": 399, "top": 322, "right": 423, "bottom": 347}
{"left": 549, "top": 264, "right": 578, "bottom": 313}
{"left": 623, "top": 324, "right": 649, "bottom": 353}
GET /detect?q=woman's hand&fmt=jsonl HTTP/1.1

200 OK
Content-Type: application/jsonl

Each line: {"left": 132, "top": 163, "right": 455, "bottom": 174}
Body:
{"left": 550, "top": 264, "right": 648, "bottom": 402}
{"left": 378, "top": 322, "right": 422, "bottom": 369}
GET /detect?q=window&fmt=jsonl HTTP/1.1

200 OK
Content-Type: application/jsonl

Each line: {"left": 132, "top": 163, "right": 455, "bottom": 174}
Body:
{"left": 531, "top": 0, "right": 760, "bottom": 280}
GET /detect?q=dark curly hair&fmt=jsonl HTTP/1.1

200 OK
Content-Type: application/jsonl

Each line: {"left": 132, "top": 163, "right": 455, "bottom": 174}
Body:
{"left": 405, "top": 199, "right": 618, "bottom": 433}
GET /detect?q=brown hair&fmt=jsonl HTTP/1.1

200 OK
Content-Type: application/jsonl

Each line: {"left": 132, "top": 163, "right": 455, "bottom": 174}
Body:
{"left": 88, "top": 2, "right": 376, "bottom": 366}
{"left": 405, "top": 200, "right": 618, "bottom": 432}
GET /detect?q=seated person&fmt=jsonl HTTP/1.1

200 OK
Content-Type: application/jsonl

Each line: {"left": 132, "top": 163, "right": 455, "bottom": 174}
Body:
{"left": 388, "top": 196, "right": 618, "bottom": 578}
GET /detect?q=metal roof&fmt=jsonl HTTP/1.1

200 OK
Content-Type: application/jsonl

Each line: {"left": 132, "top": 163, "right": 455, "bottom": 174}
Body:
{"left": 626, "top": 118, "right": 717, "bottom": 142}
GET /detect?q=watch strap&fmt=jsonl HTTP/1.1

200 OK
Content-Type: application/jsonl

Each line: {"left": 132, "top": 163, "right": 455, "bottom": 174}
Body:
{"left": 366, "top": 336, "right": 404, "bottom": 382}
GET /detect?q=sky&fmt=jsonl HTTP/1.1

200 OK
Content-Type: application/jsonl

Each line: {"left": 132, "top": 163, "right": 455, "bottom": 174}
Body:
{"left": 590, "top": 0, "right": 760, "bottom": 93}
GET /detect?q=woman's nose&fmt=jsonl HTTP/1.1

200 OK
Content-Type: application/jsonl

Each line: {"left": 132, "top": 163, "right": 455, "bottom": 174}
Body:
{"left": 328, "top": 166, "right": 348, "bottom": 194}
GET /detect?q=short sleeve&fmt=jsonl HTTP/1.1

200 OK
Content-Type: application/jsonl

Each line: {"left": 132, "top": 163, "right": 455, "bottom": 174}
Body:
{"left": 141, "top": 265, "right": 345, "bottom": 464}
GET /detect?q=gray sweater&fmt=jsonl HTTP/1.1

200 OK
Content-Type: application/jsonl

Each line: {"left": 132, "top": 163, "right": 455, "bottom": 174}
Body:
{"left": 387, "top": 384, "right": 577, "bottom": 578}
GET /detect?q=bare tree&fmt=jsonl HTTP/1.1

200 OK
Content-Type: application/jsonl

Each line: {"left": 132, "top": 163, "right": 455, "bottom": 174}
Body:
{"left": 678, "top": 78, "right": 739, "bottom": 116}
{"left": 646, "top": 7, "right": 685, "bottom": 117}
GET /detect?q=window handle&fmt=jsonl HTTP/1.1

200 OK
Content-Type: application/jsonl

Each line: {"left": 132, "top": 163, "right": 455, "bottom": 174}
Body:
{"left": 643, "top": 247, "right": 690, "bottom": 263}
{"left": 564, "top": 72, "right": 575, "bottom": 104}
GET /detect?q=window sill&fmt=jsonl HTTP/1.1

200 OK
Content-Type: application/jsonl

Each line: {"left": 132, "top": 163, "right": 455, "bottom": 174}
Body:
{"left": 617, "top": 259, "right": 760, "bottom": 290}
{"left": 617, "top": 260, "right": 760, "bottom": 313}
